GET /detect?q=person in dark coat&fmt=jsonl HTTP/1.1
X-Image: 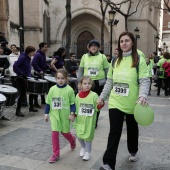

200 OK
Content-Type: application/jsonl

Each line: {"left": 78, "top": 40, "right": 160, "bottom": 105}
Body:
{"left": 0, "top": 32, "right": 11, "bottom": 55}
{"left": 0, "top": 47, "right": 10, "bottom": 84}
{"left": 13, "top": 46, "right": 37, "bottom": 117}
{"left": 50, "top": 47, "right": 66, "bottom": 74}
{"left": 32, "top": 42, "right": 49, "bottom": 107}
{"left": 0, "top": 47, "right": 10, "bottom": 75}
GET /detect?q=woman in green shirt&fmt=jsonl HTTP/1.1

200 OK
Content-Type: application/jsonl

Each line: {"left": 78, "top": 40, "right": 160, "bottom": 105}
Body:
{"left": 77, "top": 39, "right": 109, "bottom": 128}
{"left": 98, "top": 31, "right": 150, "bottom": 170}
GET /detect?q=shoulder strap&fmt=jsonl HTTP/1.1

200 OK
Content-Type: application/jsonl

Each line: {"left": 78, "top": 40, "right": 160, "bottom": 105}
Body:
{"left": 111, "top": 56, "right": 117, "bottom": 67}
{"left": 136, "top": 55, "right": 140, "bottom": 85}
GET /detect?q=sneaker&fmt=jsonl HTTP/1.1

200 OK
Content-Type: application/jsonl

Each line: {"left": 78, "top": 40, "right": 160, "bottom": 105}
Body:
{"left": 82, "top": 152, "right": 91, "bottom": 161}
{"left": 49, "top": 155, "right": 60, "bottom": 163}
{"left": 129, "top": 153, "right": 138, "bottom": 162}
{"left": 100, "top": 164, "right": 113, "bottom": 170}
{"left": 79, "top": 148, "right": 85, "bottom": 157}
{"left": 71, "top": 136, "right": 76, "bottom": 150}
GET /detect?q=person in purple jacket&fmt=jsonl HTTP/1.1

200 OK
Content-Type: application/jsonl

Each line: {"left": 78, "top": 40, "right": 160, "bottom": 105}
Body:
{"left": 13, "top": 46, "right": 37, "bottom": 117}
{"left": 32, "top": 42, "right": 49, "bottom": 107}
{"left": 50, "top": 47, "right": 66, "bottom": 74}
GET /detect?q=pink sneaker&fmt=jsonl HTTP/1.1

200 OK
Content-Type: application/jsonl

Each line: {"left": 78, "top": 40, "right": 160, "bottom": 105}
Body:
{"left": 71, "top": 136, "right": 76, "bottom": 150}
{"left": 49, "top": 155, "right": 60, "bottom": 163}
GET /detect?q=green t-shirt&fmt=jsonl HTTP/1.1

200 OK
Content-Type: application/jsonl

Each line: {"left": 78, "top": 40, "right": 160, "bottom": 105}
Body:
{"left": 137, "top": 49, "right": 146, "bottom": 59}
{"left": 157, "top": 58, "right": 167, "bottom": 78}
{"left": 107, "top": 55, "right": 149, "bottom": 114}
{"left": 79, "top": 53, "right": 109, "bottom": 80}
{"left": 160, "top": 55, "right": 163, "bottom": 59}
{"left": 75, "top": 91, "right": 98, "bottom": 141}
{"left": 46, "top": 85, "right": 75, "bottom": 133}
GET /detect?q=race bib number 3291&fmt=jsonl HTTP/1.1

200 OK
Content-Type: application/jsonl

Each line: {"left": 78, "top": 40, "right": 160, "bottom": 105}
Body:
{"left": 52, "top": 97, "right": 62, "bottom": 109}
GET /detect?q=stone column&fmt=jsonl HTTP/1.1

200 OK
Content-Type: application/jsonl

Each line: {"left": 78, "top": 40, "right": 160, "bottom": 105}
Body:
{"left": 0, "top": 0, "right": 9, "bottom": 34}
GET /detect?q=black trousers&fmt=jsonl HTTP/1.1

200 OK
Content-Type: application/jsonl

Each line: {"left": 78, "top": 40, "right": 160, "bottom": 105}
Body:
{"left": 93, "top": 80, "right": 104, "bottom": 125}
{"left": 16, "top": 77, "right": 35, "bottom": 110}
{"left": 103, "top": 109, "right": 139, "bottom": 169}
{"left": 29, "top": 94, "right": 37, "bottom": 107}
{"left": 164, "top": 77, "right": 170, "bottom": 95}
{"left": 15, "top": 77, "right": 28, "bottom": 110}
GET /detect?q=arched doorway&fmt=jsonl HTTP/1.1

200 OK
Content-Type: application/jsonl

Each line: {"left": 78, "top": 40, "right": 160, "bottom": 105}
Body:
{"left": 77, "top": 31, "right": 94, "bottom": 59}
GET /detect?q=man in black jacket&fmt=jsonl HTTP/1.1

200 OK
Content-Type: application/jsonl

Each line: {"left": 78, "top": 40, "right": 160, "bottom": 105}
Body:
{"left": 65, "top": 53, "right": 78, "bottom": 91}
{"left": 0, "top": 32, "right": 11, "bottom": 55}
{"left": 0, "top": 47, "right": 10, "bottom": 78}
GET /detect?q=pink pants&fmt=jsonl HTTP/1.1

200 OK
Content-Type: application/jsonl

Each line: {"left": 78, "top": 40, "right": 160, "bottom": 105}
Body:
{"left": 52, "top": 131, "right": 75, "bottom": 156}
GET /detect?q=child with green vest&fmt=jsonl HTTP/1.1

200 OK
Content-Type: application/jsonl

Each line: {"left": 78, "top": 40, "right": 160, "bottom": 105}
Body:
{"left": 69, "top": 75, "right": 104, "bottom": 161}
{"left": 44, "top": 69, "right": 76, "bottom": 163}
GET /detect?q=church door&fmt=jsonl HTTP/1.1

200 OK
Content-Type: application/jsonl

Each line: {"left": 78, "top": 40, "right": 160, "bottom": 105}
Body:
{"left": 77, "top": 31, "right": 94, "bottom": 59}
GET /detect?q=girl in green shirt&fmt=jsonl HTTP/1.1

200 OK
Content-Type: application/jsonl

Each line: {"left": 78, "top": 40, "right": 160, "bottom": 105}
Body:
{"left": 70, "top": 76, "right": 104, "bottom": 161}
{"left": 44, "top": 69, "right": 76, "bottom": 163}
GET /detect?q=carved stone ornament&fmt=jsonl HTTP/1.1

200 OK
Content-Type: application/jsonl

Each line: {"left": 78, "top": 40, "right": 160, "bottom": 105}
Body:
{"left": 52, "top": 7, "right": 61, "bottom": 15}
{"left": 82, "top": 0, "right": 89, "bottom": 5}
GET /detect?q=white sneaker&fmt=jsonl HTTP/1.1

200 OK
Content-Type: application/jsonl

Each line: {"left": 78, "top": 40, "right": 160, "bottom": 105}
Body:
{"left": 79, "top": 148, "right": 85, "bottom": 157}
{"left": 82, "top": 152, "right": 91, "bottom": 161}
{"left": 129, "top": 153, "right": 138, "bottom": 162}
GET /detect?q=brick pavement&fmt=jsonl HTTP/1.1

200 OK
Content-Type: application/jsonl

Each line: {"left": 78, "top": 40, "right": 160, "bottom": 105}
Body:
{"left": 0, "top": 85, "right": 170, "bottom": 170}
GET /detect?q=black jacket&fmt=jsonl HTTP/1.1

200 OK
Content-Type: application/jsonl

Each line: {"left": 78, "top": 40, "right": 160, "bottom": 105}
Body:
{"left": 65, "top": 60, "right": 78, "bottom": 77}
{"left": 0, "top": 36, "right": 8, "bottom": 48}
{"left": 0, "top": 57, "right": 10, "bottom": 75}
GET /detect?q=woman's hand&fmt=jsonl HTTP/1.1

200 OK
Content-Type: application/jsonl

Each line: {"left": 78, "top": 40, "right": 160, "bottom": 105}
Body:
{"left": 136, "top": 96, "right": 148, "bottom": 106}
{"left": 50, "top": 58, "right": 58, "bottom": 72}
{"left": 97, "top": 97, "right": 104, "bottom": 106}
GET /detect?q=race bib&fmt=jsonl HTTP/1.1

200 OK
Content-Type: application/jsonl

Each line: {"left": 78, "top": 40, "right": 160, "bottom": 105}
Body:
{"left": 79, "top": 103, "right": 94, "bottom": 116}
{"left": 88, "top": 68, "right": 99, "bottom": 76}
{"left": 113, "top": 82, "right": 129, "bottom": 96}
{"left": 52, "top": 97, "right": 62, "bottom": 109}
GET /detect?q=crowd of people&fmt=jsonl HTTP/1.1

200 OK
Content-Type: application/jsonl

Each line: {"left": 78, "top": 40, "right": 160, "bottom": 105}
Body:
{"left": 1, "top": 30, "right": 170, "bottom": 170}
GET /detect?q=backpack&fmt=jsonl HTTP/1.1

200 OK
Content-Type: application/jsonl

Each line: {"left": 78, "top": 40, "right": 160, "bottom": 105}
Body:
{"left": 162, "top": 61, "right": 170, "bottom": 78}
{"left": 111, "top": 55, "right": 140, "bottom": 84}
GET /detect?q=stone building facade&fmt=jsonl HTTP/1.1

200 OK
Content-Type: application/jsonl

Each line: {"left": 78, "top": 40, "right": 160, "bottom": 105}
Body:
{"left": 0, "top": 0, "right": 161, "bottom": 58}
{"left": 162, "top": 1, "right": 170, "bottom": 52}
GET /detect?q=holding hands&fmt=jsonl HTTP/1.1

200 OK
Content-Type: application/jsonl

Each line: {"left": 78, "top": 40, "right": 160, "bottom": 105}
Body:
{"left": 69, "top": 113, "right": 75, "bottom": 122}
{"left": 44, "top": 114, "right": 48, "bottom": 122}
{"left": 97, "top": 97, "right": 104, "bottom": 106}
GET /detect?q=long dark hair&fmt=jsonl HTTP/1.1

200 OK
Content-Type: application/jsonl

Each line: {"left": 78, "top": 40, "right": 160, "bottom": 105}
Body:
{"left": 53, "top": 47, "right": 65, "bottom": 58}
{"left": 116, "top": 31, "right": 139, "bottom": 68}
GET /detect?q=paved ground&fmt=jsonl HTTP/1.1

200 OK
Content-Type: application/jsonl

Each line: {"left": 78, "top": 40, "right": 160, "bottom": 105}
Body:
{"left": 0, "top": 85, "right": 170, "bottom": 170}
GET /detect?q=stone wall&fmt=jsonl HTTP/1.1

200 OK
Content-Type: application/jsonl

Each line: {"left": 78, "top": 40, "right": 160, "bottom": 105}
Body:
{"left": 2, "top": 0, "right": 161, "bottom": 57}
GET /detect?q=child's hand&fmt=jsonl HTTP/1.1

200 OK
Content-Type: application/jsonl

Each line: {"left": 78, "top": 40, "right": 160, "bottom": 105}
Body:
{"left": 68, "top": 114, "right": 75, "bottom": 122}
{"left": 97, "top": 97, "right": 104, "bottom": 105}
{"left": 44, "top": 115, "right": 48, "bottom": 122}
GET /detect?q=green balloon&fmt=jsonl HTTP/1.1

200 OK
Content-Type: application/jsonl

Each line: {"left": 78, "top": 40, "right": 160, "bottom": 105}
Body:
{"left": 134, "top": 103, "right": 154, "bottom": 126}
